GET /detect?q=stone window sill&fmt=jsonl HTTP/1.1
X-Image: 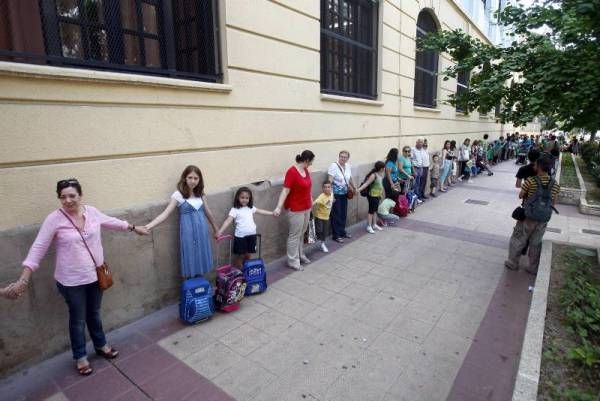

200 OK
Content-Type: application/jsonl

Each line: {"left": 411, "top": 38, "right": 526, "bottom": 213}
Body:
{"left": 0, "top": 61, "right": 233, "bottom": 93}
{"left": 414, "top": 106, "right": 442, "bottom": 113}
{"left": 320, "top": 93, "right": 383, "bottom": 106}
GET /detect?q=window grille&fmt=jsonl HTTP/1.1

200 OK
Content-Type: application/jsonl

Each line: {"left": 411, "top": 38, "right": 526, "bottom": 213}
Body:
{"left": 320, "top": 0, "right": 378, "bottom": 99}
{"left": 414, "top": 10, "right": 438, "bottom": 108}
{"left": 456, "top": 69, "right": 469, "bottom": 112}
{"left": 0, "top": 0, "right": 220, "bottom": 82}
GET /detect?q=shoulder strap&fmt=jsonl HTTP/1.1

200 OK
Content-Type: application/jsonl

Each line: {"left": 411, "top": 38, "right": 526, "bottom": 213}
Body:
{"left": 59, "top": 209, "right": 98, "bottom": 267}
{"left": 336, "top": 162, "right": 349, "bottom": 186}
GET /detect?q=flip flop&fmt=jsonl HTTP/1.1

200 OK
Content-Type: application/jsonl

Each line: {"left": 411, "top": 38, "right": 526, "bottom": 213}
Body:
{"left": 77, "top": 364, "right": 93, "bottom": 376}
{"left": 95, "top": 347, "right": 119, "bottom": 359}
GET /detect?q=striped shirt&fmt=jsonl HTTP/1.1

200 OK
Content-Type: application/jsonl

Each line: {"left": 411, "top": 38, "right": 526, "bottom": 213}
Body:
{"left": 521, "top": 175, "right": 560, "bottom": 202}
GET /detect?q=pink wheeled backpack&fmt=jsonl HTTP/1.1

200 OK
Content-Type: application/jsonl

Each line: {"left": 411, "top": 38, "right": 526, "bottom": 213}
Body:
{"left": 214, "top": 235, "right": 247, "bottom": 313}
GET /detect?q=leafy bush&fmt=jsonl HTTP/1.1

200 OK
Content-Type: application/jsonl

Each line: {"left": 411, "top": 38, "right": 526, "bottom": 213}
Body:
{"left": 560, "top": 152, "right": 580, "bottom": 188}
{"left": 559, "top": 252, "right": 600, "bottom": 373}
{"left": 579, "top": 143, "right": 600, "bottom": 185}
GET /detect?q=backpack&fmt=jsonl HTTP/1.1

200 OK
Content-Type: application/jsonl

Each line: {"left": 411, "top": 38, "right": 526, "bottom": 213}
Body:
{"left": 359, "top": 174, "right": 372, "bottom": 197}
{"left": 524, "top": 176, "right": 555, "bottom": 222}
{"left": 393, "top": 195, "right": 409, "bottom": 217}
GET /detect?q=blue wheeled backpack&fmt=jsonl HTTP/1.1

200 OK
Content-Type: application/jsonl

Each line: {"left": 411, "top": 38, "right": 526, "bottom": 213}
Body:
{"left": 243, "top": 234, "right": 267, "bottom": 296}
{"left": 179, "top": 277, "right": 215, "bottom": 324}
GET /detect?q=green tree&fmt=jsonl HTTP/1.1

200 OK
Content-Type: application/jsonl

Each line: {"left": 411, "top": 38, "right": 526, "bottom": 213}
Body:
{"left": 421, "top": 0, "right": 600, "bottom": 135}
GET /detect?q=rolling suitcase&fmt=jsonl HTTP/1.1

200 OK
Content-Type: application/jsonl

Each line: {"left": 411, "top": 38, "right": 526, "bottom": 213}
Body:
{"left": 179, "top": 277, "right": 214, "bottom": 324}
{"left": 243, "top": 234, "right": 268, "bottom": 296}
{"left": 214, "top": 235, "right": 247, "bottom": 313}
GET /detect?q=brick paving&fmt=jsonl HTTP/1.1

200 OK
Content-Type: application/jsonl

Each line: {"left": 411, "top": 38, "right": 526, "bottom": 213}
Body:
{"left": 2, "top": 160, "right": 600, "bottom": 401}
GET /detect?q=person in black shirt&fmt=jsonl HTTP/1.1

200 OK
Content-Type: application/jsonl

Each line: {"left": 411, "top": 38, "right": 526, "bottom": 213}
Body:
{"left": 515, "top": 149, "right": 540, "bottom": 188}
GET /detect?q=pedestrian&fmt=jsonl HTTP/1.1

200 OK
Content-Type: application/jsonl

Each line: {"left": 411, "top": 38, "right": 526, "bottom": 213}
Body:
{"left": 215, "top": 187, "right": 275, "bottom": 267}
{"left": 449, "top": 140, "right": 458, "bottom": 185}
{"left": 515, "top": 149, "right": 540, "bottom": 188}
{"left": 3, "top": 178, "right": 147, "bottom": 376}
{"left": 429, "top": 154, "right": 441, "bottom": 197}
{"left": 399, "top": 146, "right": 417, "bottom": 200}
{"left": 458, "top": 138, "right": 472, "bottom": 183}
{"left": 411, "top": 139, "right": 429, "bottom": 200}
{"left": 145, "top": 165, "right": 219, "bottom": 278}
{"left": 383, "top": 148, "right": 402, "bottom": 199}
{"left": 377, "top": 197, "right": 400, "bottom": 225}
{"left": 357, "top": 161, "right": 385, "bottom": 234}
{"left": 273, "top": 150, "right": 315, "bottom": 270}
{"left": 313, "top": 180, "right": 334, "bottom": 253}
{"left": 505, "top": 155, "right": 560, "bottom": 274}
{"left": 327, "top": 150, "right": 356, "bottom": 243}
{"left": 439, "top": 140, "right": 453, "bottom": 192}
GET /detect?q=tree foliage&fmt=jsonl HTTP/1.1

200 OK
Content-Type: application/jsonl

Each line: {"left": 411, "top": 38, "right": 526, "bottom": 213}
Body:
{"left": 421, "top": 0, "right": 600, "bottom": 133}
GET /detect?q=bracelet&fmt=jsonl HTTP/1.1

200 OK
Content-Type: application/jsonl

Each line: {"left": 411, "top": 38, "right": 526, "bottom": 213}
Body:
{"left": 129, "top": 224, "right": 135, "bottom": 232}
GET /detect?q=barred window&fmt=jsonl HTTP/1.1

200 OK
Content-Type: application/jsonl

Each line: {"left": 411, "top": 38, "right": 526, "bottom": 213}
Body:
{"left": 456, "top": 70, "right": 469, "bottom": 112}
{"left": 0, "top": 0, "right": 220, "bottom": 82}
{"left": 320, "top": 0, "right": 378, "bottom": 99}
{"left": 414, "top": 10, "right": 438, "bottom": 108}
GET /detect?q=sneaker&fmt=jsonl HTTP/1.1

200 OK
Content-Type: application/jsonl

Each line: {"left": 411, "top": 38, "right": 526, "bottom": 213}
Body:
{"left": 504, "top": 260, "right": 518, "bottom": 271}
{"left": 343, "top": 233, "right": 352, "bottom": 239}
{"left": 416, "top": 199, "right": 423, "bottom": 204}
{"left": 468, "top": 179, "right": 474, "bottom": 184}
{"left": 287, "top": 263, "right": 303, "bottom": 271}
{"left": 366, "top": 226, "right": 375, "bottom": 234}
{"left": 373, "top": 224, "right": 383, "bottom": 231}
{"left": 430, "top": 193, "right": 436, "bottom": 198}
{"left": 457, "top": 176, "right": 463, "bottom": 182}
{"left": 300, "top": 255, "right": 311, "bottom": 264}
{"left": 320, "top": 242, "right": 329, "bottom": 253}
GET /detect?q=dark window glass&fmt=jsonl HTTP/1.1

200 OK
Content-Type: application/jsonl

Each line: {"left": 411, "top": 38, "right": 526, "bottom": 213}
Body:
{"left": 0, "top": 0, "right": 221, "bottom": 82}
{"left": 414, "top": 10, "right": 438, "bottom": 108}
{"left": 320, "top": 0, "right": 378, "bottom": 99}
{"left": 456, "top": 70, "right": 469, "bottom": 112}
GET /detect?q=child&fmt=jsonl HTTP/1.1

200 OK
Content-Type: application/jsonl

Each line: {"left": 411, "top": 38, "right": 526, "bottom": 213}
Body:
{"left": 377, "top": 197, "right": 399, "bottom": 225}
{"left": 313, "top": 180, "right": 335, "bottom": 253}
{"left": 357, "top": 161, "right": 386, "bottom": 234}
{"left": 429, "top": 154, "right": 441, "bottom": 197}
{"left": 216, "top": 187, "right": 274, "bottom": 267}
{"left": 145, "top": 165, "right": 218, "bottom": 278}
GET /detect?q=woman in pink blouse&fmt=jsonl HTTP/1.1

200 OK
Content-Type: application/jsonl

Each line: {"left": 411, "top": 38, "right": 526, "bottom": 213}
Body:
{"left": 3, "top": 179, "right": 147, "bottom": 376}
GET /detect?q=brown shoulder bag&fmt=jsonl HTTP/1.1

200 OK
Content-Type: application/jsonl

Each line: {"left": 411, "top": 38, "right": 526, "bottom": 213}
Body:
{"left": 59, "top": 209, "right": 113, "bottom": 290}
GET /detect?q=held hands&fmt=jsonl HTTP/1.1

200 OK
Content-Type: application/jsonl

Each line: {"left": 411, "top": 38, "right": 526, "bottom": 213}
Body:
{"left": 1, "top": 279, "right": 28, "bottom": 300}
{"left": 273, "top": 207, "right": 282, "bottom": 217}
{"left": 134, "top": 226, "right": 150, "bottom": 236}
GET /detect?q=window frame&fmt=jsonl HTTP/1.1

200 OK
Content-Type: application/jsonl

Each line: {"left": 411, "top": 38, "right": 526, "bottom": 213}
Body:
{"left": 413, "top": 10, "right": 439, "bottom": 109}
{"left": 320, "top": 0, "right": 379, "bottom": 100}
{"left": 0, "top": 0, "right": 221, "bottom": 83}
{"left": 455, "top": 69, "right": 469, "bottom": 112}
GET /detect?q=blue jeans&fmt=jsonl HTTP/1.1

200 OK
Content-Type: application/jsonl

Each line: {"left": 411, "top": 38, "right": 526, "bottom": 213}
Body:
{"left": 56, "top": 281, "right": 107, "bottom": 360}
{"left": 330, "top": 194, "right": 348, "bottom": 239}
{"left": 414, "top": 167, "right": 424, "bottom": 198}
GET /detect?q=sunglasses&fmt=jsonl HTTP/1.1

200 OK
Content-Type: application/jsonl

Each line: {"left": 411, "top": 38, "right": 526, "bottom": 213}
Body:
{"left": 58, "top": 178, "right": 79, "bottom": 186}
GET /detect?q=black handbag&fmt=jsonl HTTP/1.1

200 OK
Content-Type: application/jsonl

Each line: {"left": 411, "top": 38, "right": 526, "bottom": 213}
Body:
{"left": 512, "top": 206, "right": 526, "bottom": 221}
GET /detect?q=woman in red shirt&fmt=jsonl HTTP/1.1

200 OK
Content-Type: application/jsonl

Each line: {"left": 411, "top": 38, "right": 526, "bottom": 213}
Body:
{"left": 274, "top": 150, "right": 315, "bottom": 270}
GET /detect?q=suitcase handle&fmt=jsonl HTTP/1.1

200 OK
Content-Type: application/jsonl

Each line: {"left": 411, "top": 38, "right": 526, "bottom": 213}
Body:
{"left": 215, "top": 235, "right": 233, "bottom": 267}
{"left": 256, "top": 234, "right": 262, "bottom": 259}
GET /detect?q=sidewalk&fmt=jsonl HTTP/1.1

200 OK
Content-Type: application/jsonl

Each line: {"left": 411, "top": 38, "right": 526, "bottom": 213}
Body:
{"left": 2, "top": 160, "right": 599, "bottom": 401}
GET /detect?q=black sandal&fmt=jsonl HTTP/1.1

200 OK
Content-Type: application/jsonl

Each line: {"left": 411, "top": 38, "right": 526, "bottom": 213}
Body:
{"left": 77, "top": 364, "right": 93, "bottom": 376}
{"left": 95, "top": 347, "right": 119, "bottom": 359}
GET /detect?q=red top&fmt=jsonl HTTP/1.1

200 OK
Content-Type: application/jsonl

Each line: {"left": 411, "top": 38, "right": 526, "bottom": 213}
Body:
{"left": 283, "top": 166, "right": 312, "bottom": 212}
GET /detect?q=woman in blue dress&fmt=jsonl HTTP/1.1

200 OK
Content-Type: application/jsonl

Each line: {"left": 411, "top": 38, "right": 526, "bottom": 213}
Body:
{"left": 145, "top": 165, "right": 218, "bottom": 278}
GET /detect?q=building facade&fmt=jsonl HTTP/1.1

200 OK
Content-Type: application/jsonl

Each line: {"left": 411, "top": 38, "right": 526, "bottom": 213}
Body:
{"left": 0, "top": 0, "right": 514, "bottom": 230}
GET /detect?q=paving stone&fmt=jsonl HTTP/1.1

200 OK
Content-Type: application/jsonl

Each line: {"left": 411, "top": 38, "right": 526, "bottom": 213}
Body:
{"left": 400, "top": 301, "right": 446, "bottom": 325}
{"left": 273, "top": 294, "right": 317, "bottom": 320}
{"left": 386, "top": 316, "right": 435, "bottom": 344}
{"left": 368, "top": 331, "right": 422, "bottom": 362}
{"left": 213, "top": 357, "right": 277, "bottom": 401}
{"left": 248, "top": 308, "right": 297, "bottom": 336}
{"left": 354, "top": 292, "right": 409, "bottom": 329}
{"left": 194, "top": 313, "right": 244, "bottom": 338}
{"left": 230, "top": 297, "right": 270, "bottom": 322}
{"left": 183, "top": 342, "right": 243, "bottom": 380}
{"left": 424, "top": 278, "right": 461, "bottom": 297}
{"left": 219, "top": 323, "right": 272, "bottom": 357}
{"left": 247, "top": 337, "right": 306, "bottom": 376}
{"left": 158, "top": 325, "right": 216, "bottom": 360}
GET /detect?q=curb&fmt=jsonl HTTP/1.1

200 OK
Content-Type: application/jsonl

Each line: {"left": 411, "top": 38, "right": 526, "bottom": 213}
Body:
{"left": 511, "top": 240, "right": 553, "bottom": 401}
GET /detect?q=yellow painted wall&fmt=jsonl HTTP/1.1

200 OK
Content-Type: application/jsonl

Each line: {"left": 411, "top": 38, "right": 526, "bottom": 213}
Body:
{"left": 0, "top": 0, "right": 511, "bottom": 230}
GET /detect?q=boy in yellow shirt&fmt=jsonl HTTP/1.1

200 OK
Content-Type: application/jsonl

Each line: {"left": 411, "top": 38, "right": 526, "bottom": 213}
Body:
{"left": 313, "top": 180, "right": 335, "bottom": 253}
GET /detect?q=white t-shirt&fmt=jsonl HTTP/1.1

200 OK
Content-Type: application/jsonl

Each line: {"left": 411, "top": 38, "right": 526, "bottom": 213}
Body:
{"left": 228, "top": 206, "right": 257, "bottom": 237}
{"left": 171, "top": 191, "right": 204, "bottom": 209}
{"left": 327, "top": 162, "right": 352, "bottom": 195}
